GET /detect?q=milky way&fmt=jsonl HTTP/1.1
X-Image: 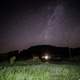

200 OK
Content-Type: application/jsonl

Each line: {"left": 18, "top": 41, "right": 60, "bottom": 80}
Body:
{"left": 0, "top": 0, "right": 80, "bottom": 53}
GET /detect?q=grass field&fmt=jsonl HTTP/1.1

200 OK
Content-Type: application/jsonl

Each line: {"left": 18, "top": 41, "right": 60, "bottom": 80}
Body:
{"left": 0, "top": 60, "right": 80, "bottom": 80}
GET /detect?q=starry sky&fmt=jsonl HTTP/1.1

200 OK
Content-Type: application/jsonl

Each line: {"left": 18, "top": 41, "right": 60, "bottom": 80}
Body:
{"left": 0, "top": 0, "right": 80, "bottom": 53}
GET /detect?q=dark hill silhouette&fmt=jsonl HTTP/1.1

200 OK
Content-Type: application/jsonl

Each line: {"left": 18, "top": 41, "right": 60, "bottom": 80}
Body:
{"left": 27, "top": 45, "right": 56, "bottom": 56}
{"left": 0, "top": 45, "right": 80, "bottom": 63}
{"left": 26, "top": 45, "right": 70, "bottom": 62}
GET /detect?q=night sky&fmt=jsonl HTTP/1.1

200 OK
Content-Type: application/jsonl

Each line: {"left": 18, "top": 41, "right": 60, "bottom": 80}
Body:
{"left": 0, "top": 0, "right": 80, "bottom": 53}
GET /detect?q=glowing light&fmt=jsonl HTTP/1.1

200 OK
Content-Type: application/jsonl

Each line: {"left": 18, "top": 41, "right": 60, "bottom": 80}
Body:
{"left": 42, "top": 53, "right": 51, "bottom": 60}
{"left": 44, "top": 55, "right": 49, "bottom": 60}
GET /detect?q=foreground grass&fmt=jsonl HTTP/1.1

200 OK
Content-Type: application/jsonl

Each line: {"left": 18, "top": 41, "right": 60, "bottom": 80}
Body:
{"left": 0, "top": 62, "right": 80, "bottom": 80}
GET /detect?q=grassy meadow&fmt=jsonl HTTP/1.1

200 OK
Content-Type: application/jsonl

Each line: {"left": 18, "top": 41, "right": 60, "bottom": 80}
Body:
{"left": 0, "top": 59, "right": 80, "bottom": 80}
